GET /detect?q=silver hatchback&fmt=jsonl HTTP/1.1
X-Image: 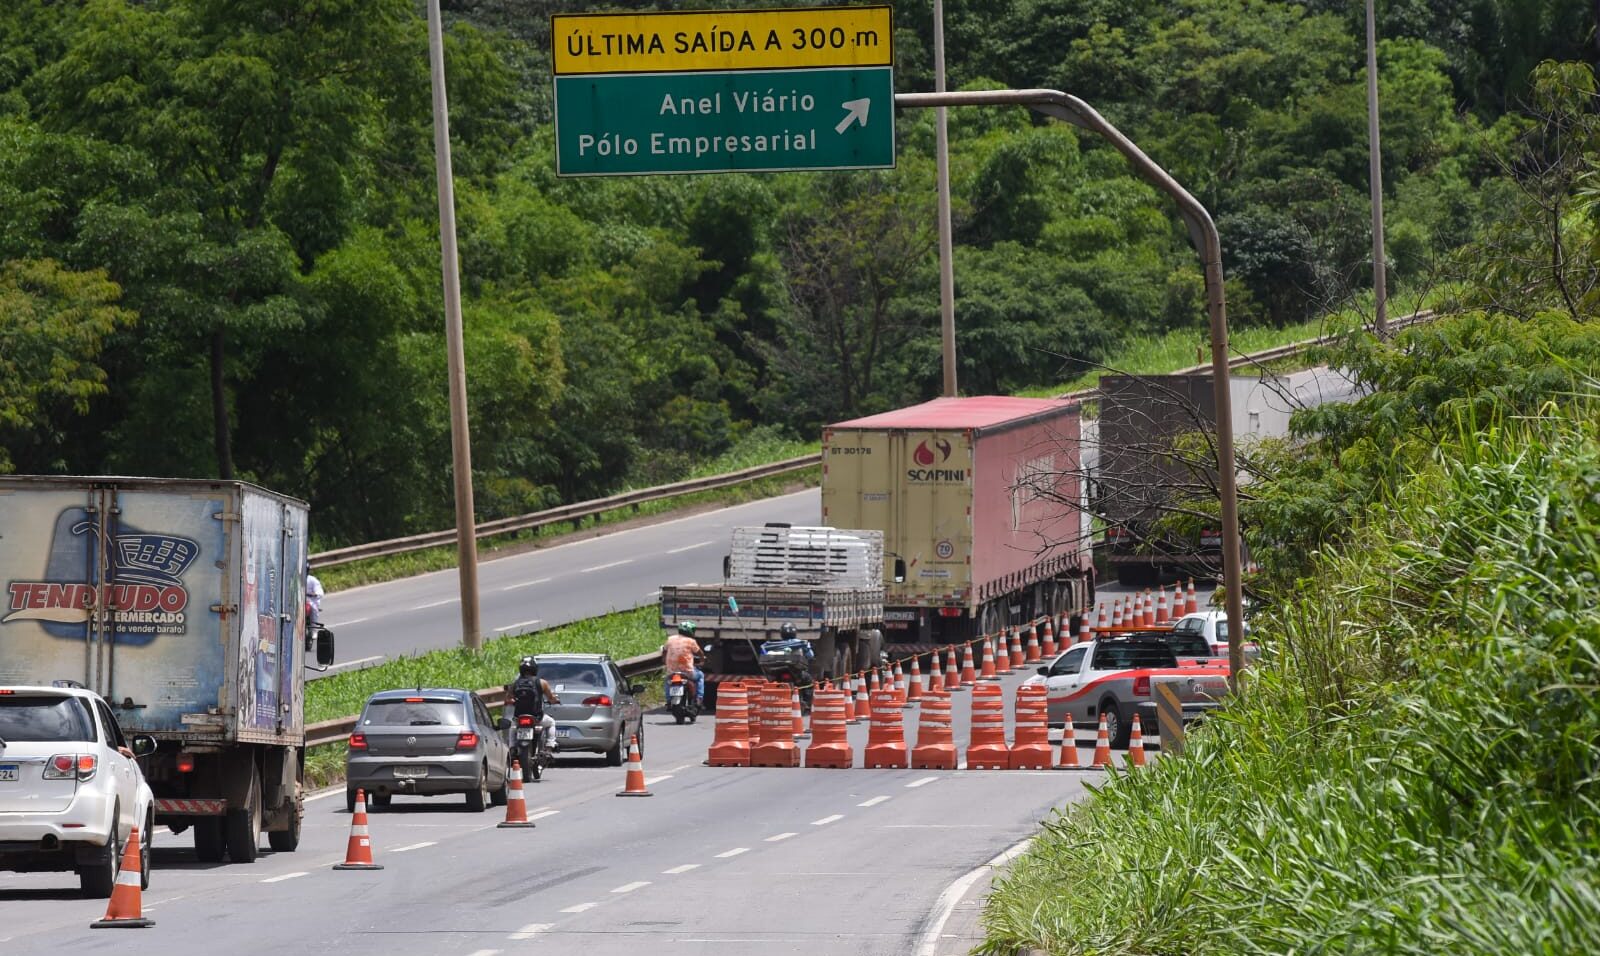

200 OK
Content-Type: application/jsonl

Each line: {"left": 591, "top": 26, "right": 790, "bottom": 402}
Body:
{"left": 537, "top": 655, "right": 645, "bottom": 766}
{"left": 345, "top": 689, "right": 510, "bottom": 813}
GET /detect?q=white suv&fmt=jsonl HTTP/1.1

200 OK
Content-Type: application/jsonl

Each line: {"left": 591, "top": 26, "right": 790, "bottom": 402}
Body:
{"left": 0, "top": 684, "right": 156, "bottom": 897}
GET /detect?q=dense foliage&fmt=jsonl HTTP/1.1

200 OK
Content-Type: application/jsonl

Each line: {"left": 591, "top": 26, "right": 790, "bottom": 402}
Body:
{"left": 0, "top": 1, "right": 1592, "bottom": 546}
{"left": 981, "top": 58, "right": 1600, "bottom": 956}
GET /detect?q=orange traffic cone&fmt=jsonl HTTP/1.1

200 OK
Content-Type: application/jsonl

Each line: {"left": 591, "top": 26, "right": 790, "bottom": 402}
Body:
{"left": 616, "top": 734, "right": 652, "bottom": 796}
{"left": 959, "top": 642, "right": 977, "bottom": 687}
{"left": 943, "top": 646, "right": 961, "bottom": 690}
{"left": 498, "top": 762, "right": 537, "bottom": 828}
{"left": 90, "top": 825, "right": 154, "bottom": 928}
{"left": 978, "top": 636, "right": 999, "bottom": 681}
{"left": 1091, "top": 712, "right": 1113, "bottom": 768}
{"left": 1129, "top": 714, "right": 1147, "bottom": 768}
{"left": 1185, "top": 579, "right": 1199, "bottom": 615}
{"left": 1040, "top": 618, "right": 1056, "bottom": 657}
{"left": 1023, "top": 624, "right": 1041, "bottom": 663}
{"left": 333, "top": 788, "right": 383, "bottom": 870}
{"left": 906, "top": 654, "right": 923, "bottom": 704}
{"left": 1054, "top": 723, "right": 1081, "bottom": 769}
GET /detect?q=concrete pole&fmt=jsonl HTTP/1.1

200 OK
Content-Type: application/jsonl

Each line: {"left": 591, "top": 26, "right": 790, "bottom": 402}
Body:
{"left": 1366, "top": 0, "right": 1389, "bottom": 338}
{"left": 933, "top": 0, "right": 958, "bottom": 397}
{"left": 895, "top": 89, "right": 1248, "bottom": 687}
{"left": 427, "top": 0, "right": 482, "bottom": 650}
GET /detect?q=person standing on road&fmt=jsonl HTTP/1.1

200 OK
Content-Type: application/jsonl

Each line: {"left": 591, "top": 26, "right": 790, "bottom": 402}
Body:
{"left": 305, "top": 572, "right": 325, "bottom": 626}
{"left": 661, "top": 621, "right": 706, "bottom": 705}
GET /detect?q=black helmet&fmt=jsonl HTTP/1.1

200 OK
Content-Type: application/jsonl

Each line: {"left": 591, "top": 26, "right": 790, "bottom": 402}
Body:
{"left": 518, "top": 655, "right": 538, "bottom": 677}
{"left": 779, "top": 623, "right": 798, "bottom": 638}
{"left": 677, "top": 621, "right": 697, "bottom": 637}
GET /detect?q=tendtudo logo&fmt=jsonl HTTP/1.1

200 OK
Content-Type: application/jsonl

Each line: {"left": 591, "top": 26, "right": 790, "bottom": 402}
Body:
{"left": 908, "top": 437, "right": 964, "bottom": 482}
{"left": 4, "top": 510, "right": 199, "bottom": 645}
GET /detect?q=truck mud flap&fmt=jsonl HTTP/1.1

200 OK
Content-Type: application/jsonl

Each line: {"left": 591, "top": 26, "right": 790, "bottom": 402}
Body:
{"left": 154, "top": 798, "right": 227, "bottom": 816}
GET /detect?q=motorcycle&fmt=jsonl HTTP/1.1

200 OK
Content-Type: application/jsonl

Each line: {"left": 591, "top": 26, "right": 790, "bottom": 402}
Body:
{"left": 666, "top": 671, "right": 700, "bottom": 724}
{"left": 757, "top": 639, "right": 815, "bottom": 713}
{"left": 510, "top": 713, "right": 552, "bottom": 782}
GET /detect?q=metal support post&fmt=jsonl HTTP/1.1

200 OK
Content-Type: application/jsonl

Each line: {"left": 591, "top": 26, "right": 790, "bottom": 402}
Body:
{"left": 1365, "top": 0, "right": 1389, "bottom": 337}
{"left": 932, "top": 0, "right": 958, "bottom": 396}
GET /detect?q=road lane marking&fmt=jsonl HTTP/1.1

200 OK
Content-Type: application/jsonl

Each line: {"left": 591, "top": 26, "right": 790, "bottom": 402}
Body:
{"left": 666, "top": 541, "right": 712, "bottom": 554}
{"left": 715, "top": 847, "right": 750, "bottom": 858}
{"left": 906, "top": 776, "right": 940, "bottom": 788}
{"left": 914, "top": 839, "right": 1034, "bottom": 956}
{"left": 325, "top": 617, "right": 368, "bottom": 627}
{"left": 668, "top": 763, "right": 696, "bottom": 772}
{"left": 509, "top": 924, "right": 553, "bottom": 940}
{"left": 323, "top": 655, "right": 384, "bottom": 672}
{"left": 663, "top": 863, "right": 700, "bottom": 874}
{"left": 391, "top": 841, "right": 436, "bottom": 853}
{"left": 611, "top": 881, "right": 650, "bottom": 893}
{"left": 526, "top": 809, "right": 561, "bottom": 822}
{"left": 581, "top": 559, "right": 633, "bottom": 573}
{"left": 261, "top": 871, "right": 307, "bottom": 883}
{"left": 561, "top": 902, "right": 599, "bottom": 914}
{"left": 501, "top": 578, "right": 551, "bottom": 591}
{"left": 643, "top": 774, "right": 673, "bottom": 786}
{"left": 413, "top": 598, "right": 455, "bottom": 610}
{"left": 764, "top": 832, "right": 798, "bottom": 842}
{"left": 495, "top": 619, "right": 542, "bottom": 633}
{"left": 467, "top": 950, "right": 502, "bottom": 956}
{"left": 858, "top": 795, "right": 892, "bottom": 807}
{"left": 811, "top": 814, "right": 844, "bottom": 826}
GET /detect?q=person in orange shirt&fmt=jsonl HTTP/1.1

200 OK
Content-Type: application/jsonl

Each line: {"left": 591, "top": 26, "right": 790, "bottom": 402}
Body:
{"left": 661, "top": 621, "right": 706, "bottom": 705}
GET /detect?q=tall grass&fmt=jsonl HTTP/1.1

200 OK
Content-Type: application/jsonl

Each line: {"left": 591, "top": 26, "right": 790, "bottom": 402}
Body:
{"left": 980, "top": 406, "right": 1600, "bottom": 955}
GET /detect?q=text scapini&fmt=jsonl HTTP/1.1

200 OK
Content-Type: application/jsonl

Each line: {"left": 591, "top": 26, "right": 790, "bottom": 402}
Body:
{"left": 659, "top": 91, "right": 818, "bottom": 116}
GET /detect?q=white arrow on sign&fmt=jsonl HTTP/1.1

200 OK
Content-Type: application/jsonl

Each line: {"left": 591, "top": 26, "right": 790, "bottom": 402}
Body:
{"left": 834, "top": 98, "right": 871, "bottom": 135}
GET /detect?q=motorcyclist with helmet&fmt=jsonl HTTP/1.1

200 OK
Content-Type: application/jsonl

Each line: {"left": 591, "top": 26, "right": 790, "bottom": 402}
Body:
{"left": 661, "top": 621, "right": 706, "bottom": 705}
{"left": 508, "top": 655, "right": 560, "bottom": 752}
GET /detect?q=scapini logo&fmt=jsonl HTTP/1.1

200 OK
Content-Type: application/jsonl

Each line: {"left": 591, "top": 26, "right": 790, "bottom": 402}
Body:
{"left": 908, "top": 438, "right": 963, "bottom": 482}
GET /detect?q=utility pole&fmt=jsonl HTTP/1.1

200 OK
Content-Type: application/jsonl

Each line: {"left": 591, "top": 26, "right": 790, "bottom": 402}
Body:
{"left": 1365, "top": 0, "right": 1388, "bottom": 338}
{"left": 427, "top": 0, "right": 483, "bottom": 650}
{"left": 933, "top": 0, "right": 958, "bottom": 396}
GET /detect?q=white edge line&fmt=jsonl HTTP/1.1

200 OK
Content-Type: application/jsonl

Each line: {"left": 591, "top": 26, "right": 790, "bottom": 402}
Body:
{"left": 494, "top": 619, "right": 542, "bottom": 633}
{"left": 322, "top": 488, "right": 816, "bottom": 599}
{"left": 580, "top": 559, "right": 633, "bottom": 573}
{"left": 261, "top": 871, "right": 308, "bottom": 883}
{"left": 913, "top": 838, "right": 1034, "bottom": 956}
{"left": 325, "top": 617, "right": 369, "bottom": 627}
{"left": 322, "top": 655, "right": 384, "bottom": 672}
{"left": 525, "top": 809, "right": 560, "bottom": 822}
{"left": 413, "top": 598, "right": 455, "bottom": 610}
{"left": 643, "top": 774, "right": 674, "bottom": 786}
{"left": 665, "top": 541, "right": 712, "bottom": 554}
{"left": 390, "top": 841, "right": 437, "bottom": 853}
{"left": 501, "top": 577, "right": 552, "bottom": 591}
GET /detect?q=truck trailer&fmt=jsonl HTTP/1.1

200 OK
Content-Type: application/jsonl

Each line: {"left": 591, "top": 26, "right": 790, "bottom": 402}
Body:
{"left": 0, "top": 476, "right": 333, "bottom": 863}
{"left": 822, "top": 396, "right": 1094, "bottom": 651}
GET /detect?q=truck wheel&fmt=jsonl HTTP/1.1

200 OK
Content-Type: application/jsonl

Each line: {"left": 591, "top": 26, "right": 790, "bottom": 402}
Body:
{"left": 267, "top": 804, "right": 302, "bottom": 852}
{"left": 1100, "top": 698, "right": 1131, "bottom": 750}
{"left": 225, "top": 768, "right": 262, "bottom": 863}
{"left": 79, "top": 813, "right": 119, "bottom": 899}
{"left": 194, "top": 817, "right": 225, "bottom": 862}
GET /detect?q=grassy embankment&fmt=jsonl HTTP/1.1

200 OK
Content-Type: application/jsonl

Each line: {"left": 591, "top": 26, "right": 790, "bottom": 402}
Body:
{"left": 980, "top": 403, "right": 1600, "bottom": 953}
{"left": 303, "top": 606, "right": 662, "bottom": 789}
{"left": 316, "top": 430, "right": 820, "bottom": 592}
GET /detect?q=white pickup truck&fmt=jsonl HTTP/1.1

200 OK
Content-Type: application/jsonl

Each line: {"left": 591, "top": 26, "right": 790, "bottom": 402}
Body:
{"left": 1025, "top": 638, "right": 1230, "bottom": 747}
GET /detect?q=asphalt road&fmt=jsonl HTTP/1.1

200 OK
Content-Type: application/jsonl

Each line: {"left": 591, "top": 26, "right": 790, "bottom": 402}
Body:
{"left": 0, "top": 665, "right": 1124, "bottom": 956}
{"left": 318, "top": 489, "right": 820, "bottom": 674}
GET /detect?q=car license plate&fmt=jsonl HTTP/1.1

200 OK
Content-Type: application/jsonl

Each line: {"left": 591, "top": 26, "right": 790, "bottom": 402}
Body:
{"left": 393, "top": 767, "right": 428, "bottom": 778}
{"left": 515, "top": 727, "right": 536, "bottom": 741}
{"left": 556, "top": 728, "right": 575, "bottom": 738}
{"left": 0, "top": 765, "right": 17, "bottom": 782}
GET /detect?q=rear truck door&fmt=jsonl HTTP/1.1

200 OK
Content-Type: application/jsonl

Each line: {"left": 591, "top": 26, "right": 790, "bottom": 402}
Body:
{"left": 0, "top": 483, "right": 106, "bottom": 690}
{"left": 1039, "top": 645, "right": 1089, "bottom": 725}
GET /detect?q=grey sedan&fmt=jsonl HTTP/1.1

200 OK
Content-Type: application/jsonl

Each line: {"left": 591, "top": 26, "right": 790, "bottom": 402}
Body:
{"left": 537, "top": 654, "right": 645, "bottom": 766}
{"left": 345, "top": 688, "right": 510, "bottom": 812}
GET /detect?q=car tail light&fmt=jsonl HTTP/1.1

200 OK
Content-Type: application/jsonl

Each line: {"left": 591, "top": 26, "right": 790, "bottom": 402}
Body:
{"left": 176, "top": 753, "right": 195, "bottom": 773}
{"left": 516, "top": 715, "right": 535, "bottom": 727}
{"left": 43, "top": 754, "right": 96, "bottom": 781}
{"left": 1133, "top": 676, "right": 1151, "bottom": 696}
{"left": 348, "top": 733, "right": 367, "bottom": 751}
{"left": 582, "top": 695, "right": 612, "bottom": 707}
{"left": 456, "top": 732, "right": 479, "bottom": 750}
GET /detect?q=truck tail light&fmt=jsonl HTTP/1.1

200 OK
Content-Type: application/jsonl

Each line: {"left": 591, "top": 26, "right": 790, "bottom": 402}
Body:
{"left": 176, "top": 753, "right": 196, "bottom": 773}
{"left": 348, "top": 733, "right": 367, "bottom": 751}
{"left": 43, "top": 754, "right": 97, "bottom": 781}
{"left": 455, "top": 732, "right": 479, "bottom": 750}
{"left": 937, "top": 607, "right": 962, "bottom": 617}
{"left": 582, "top": 695, "right": 612, "bottom": 707}
{"left": 1133, "top": 676, "right": 1151, "bottom": 696}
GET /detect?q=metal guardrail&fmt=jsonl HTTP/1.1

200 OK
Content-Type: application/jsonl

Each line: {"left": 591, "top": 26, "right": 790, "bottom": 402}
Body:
{"left": 308, "top": 454, "right": 822, "bottom": 569}
{"left": 303, "top": 651, "right": 662, "bottom": 749}
{"left": 310, "top": 310, "right": 1433, "bottom": 572}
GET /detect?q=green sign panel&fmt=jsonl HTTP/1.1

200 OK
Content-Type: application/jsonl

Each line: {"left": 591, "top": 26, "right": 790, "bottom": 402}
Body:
{"left": 554, "top": 67, "right": 894, "bottom": 176}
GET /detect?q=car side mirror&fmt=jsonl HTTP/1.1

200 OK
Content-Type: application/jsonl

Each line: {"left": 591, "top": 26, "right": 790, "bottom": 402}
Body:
{"left": 496, "top": 717, "right": 511, "bottom": 731}
{"left": 130, "top": 734, "right": 158, "bottom": 757}
{"left": 316, "top": 627, "right": 336, "bottom": 666}
{"left": 893, "top": 558, "right": 906, "bottom": 584}
{"left": 1036, "top": 666, "right": 1049, "bottom": 676}
{"left": 628, "top": 684, "right": 644, "bottom": 696}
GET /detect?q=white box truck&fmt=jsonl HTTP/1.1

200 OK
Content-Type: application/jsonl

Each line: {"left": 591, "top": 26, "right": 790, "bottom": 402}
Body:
{"left": 0, "top": 476, "right": 333, "bottom": 863}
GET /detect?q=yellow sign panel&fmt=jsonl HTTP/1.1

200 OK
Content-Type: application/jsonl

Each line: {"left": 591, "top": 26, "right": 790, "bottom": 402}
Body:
{"left": 552, "top": 6, "right": 893, "bottom": 76}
